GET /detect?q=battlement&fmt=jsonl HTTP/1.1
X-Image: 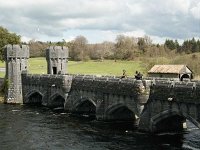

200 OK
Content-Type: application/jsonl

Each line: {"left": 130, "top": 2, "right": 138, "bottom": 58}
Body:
{"left": 73, "top": 75, "right": 135, "bottom": 83}
{"left": 149, "top": 80, "right": 200, "bottom": 103}
{"left": 22, "top": 74, "right": 68, "bottom": 84}
{"left": 70, "top": 74, "right": 150, "bottom": 99}
{"left": 4, "top": 44, "right": 29, "bottom": 60}
{"left": 46, "top": 46, "right": 68, "bottom": 59}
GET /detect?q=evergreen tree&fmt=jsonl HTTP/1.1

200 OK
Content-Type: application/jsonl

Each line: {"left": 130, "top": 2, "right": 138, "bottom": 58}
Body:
{"left": 164, "top": 39, "right": 176, "bottom": 50}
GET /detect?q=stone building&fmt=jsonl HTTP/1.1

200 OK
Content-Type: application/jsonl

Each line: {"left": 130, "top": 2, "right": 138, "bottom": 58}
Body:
{"left": 148, "top": 65, "right": 193, "bottom": 81}
{"left": 4, "top": 44, "right": 29, "bottom": 103}
{"left": 46, "top": 46, "right": 68, "bottom": 74}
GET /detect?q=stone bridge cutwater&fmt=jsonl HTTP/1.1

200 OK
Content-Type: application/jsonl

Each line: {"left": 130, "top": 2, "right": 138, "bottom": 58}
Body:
{"left": 4, "top": 44, "right": 200, "bottom": 133}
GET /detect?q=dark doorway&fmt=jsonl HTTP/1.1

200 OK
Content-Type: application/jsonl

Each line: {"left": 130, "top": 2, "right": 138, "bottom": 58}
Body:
{"left": 28, "top": 92, "right": 42, "bottom": 105}
{"left": 180, "top": 74, "right": 190, "bottom": 81}
{"left": 53, "top": 67, "right": 57, "bottom": 74}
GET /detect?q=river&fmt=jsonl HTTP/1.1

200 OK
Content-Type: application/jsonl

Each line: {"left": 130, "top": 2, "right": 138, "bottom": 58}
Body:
{"left": 0, "top": 104, "right": 199, "bottom": 150}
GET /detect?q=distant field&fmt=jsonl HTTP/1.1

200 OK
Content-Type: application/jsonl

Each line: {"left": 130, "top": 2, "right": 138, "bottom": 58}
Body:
{"left": 68, "top": 60, "right": 145, "bottom": 77}
{"left": 30, "top": 58, "right": 145, "bottom": 77}
{"left": 0, "top": 57, "right": 145, "bottom": 78}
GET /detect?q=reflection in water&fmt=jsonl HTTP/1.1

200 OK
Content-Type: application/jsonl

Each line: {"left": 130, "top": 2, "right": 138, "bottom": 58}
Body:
{"left": 0, "top": 104, "right": 199, "bottom": 150}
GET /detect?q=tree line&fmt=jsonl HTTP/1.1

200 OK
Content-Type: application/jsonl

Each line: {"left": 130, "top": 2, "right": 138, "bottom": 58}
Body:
{"left": 1, "top": 26, "right": 200, "bottom": 61}
{"left": 164, "top": 38, "right": 200, "bottom": 54}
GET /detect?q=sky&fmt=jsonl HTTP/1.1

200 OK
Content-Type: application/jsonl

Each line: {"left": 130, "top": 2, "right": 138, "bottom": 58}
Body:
{"left": 0, "top": 0, "right": 199, "bottom": 44}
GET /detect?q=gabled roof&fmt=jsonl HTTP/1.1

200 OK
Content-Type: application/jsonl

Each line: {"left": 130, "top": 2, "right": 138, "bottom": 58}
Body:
{"left": 148, "top": 65, "right": 192, "bottom": 74}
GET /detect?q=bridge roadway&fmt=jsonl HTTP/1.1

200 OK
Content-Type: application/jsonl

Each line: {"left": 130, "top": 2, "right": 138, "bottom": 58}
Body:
{"left": 22, "top": 73, "right": 200, "bottom": 133}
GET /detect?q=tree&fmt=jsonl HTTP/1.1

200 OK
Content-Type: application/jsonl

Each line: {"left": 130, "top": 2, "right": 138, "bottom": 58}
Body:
{"left": 114, "top": 35, "right": 137, "bottom": 60}
{"left": 137, "top": 38, "right": 146, "bottom": 52}
{"left": 137, "top": 36, "right": 152, "bottom": 53}
{"left": 164, "top": 39, "right": 176, "bottom": 50}
{"left": 191, "top": 38, "right": 198, "bottom": 53}
{"left": 87, "top": 41, "right": 115, "bottom": 60}
{"left": 0, "top": 26, "right": 21, "bottom": 60}
{"left": 69, "top": 35, "right": 89, "bottom": 61}
{"left": 29, "top": 40, "right": 48, "bottom": 57}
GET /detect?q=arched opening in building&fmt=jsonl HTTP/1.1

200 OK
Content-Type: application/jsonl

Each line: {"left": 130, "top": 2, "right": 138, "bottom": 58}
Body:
{"left": 106, "top": 105, "right": 136, "bottom": 122}
{"left": 74, "top": 99, "right": 96, "bottom": 117}
{"left": 180, "top": 74, "right": 190, "bottom": 81}
{"left": 51, "top": 95, "right": 65, "bottom": 109}
{"left": 27, "top": 92, "right": 42, "bottom": 105}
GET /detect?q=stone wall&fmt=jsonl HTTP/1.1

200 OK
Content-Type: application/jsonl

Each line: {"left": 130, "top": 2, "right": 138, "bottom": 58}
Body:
{"left": 21, "top": 73, "right": 72, "bottom": 107}
{"left": 65, "top": 75, "right": 151, "bottom": 121}
{"left": 4, "top": 45, "right": 29, "bottom": 103}
{"left": 149, "top": 80, "right": 200, "bottom": 103}
{"left": 139, "top": 80, "right": 200, "bottom": 132}
{"left": 46, "top": 46, "right": 68, "bottom": 74}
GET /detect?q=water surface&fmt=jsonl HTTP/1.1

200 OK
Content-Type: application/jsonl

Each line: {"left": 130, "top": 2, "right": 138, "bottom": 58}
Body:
{"left": 0, "top": 104, "right": 199, "bottom": 150}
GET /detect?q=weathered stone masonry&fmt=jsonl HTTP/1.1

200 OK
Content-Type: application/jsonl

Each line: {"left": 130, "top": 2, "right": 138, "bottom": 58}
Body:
{"left": 4, "top": 45, "right": 29, "bottom": 103}
{"left": 139, "top": 80, "right": 200, "bottom": 132}
{"left": 65, "top": 75, "right": 150, "bottom": 121}
{"left": 21, "top": 73, "right": 72, "bottom": 108}
{"left": 46, "top": 46, "right": 68, "bottom": 74}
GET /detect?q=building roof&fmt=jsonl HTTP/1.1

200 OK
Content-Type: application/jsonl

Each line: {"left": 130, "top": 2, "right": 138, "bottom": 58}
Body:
{"left": 148, "top": 65, "right": 192, "bottom": 74}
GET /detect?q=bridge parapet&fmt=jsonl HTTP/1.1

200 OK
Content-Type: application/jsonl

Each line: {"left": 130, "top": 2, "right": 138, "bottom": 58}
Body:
{"left": 65, "top": 75, "right": 151, "bottom": 121}
{"left": 139, "top": 80, "right": 200, "bottom": 132}
{"left": 71, "top": 75, "right": 149, "bottom": 96}
{"left": 22, "top": 73, "right": 72, "bottom": 107}
{"left": 150, "top": 80, "right": 200, "bottom": 103}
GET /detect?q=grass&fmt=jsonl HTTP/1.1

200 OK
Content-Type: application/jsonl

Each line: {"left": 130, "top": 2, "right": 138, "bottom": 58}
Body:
{"left": 1, "top": 54, "right": 200, "bottom": 79}
{"left": 28, "top": 57, "right": 47, "bottom": 74}
{"left": 68, "top": 60, "right": 144, "bottom": 76}
{"left": 0, "top": 57, "right": 145, "bottom": 78}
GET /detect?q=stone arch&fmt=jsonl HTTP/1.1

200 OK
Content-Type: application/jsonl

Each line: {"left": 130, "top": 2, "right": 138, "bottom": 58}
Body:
{"left": 25, "top": 90, "right": 43, "bottom": 105}
{"left": 73, "top": 98, "right": 96, "bottom": 116}
{"left": 150, "top": 110, "right": 200, "bottom": 132}
{"left": 180, "top": 74, "right": 190, "bottom": 81}
{"left": 49, "top": 93, "right": 65, "bottom": 108}
{"left": 105, "top": 103, "right": 136, "bottom": 121}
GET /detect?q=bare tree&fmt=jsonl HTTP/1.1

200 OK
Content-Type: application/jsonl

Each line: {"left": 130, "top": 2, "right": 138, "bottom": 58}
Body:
{"left": 70, "top": 35, "right": 89, "bottom": 61}
{"left": 114, "top": 35, "right": 137, "bottom": 60}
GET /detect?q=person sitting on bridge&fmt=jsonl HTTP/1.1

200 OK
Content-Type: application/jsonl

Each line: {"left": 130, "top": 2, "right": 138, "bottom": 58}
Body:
{"left": 121, "top": 69, "right": 127, "bottom": 79}
{"left": 135, "top": 71, "right": 143, "bottom": 80}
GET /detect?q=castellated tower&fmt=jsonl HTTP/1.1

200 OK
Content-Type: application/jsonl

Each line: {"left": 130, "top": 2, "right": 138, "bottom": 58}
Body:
{"left": 46, "top": 46, "right": 68, "bottom": 74}
{"left": 4, "top": 44, "right": 29, "bottom": 103}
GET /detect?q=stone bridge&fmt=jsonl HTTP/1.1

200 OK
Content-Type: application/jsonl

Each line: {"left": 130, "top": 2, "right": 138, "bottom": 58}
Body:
{"left": 21, "top": 73, "right": 150, "bottom": 121}
{"left": 139, "top": 80, "right": 200, "bottom": 132}
{"left": 4, "top": 44, "right": 200, "bottom": 133}
{"left": 21, "top": 73, "right": 72, "bottom": 108}
{"left": 64, "top": 75, "right": 150, "bottom": 121}
{"left": 21, "top": 72, "right": 200, "bottom": 133}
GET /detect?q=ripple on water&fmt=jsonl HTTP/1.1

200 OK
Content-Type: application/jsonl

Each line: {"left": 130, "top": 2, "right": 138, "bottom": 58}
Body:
{"left": 0, "top": 104, "right": 199, "bottom": 150}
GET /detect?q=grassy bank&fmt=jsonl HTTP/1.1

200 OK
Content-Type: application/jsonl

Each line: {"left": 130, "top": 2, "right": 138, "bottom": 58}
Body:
{"left": 0, "top": 58, "right": 145, "bottom": 77}
{"left": 68, "top": 60, "right": 144, "bottom": 76}
{"left": 0, "top": 53, "right": 200, "bottom": 79}
{"left": 29, "top": 58, "right": 144, "bottom": 77}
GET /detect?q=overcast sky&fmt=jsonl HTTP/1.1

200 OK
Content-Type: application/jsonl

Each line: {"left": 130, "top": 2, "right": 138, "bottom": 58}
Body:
{"left": 0, "top": 0, "right": 199, "bottom": 43}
